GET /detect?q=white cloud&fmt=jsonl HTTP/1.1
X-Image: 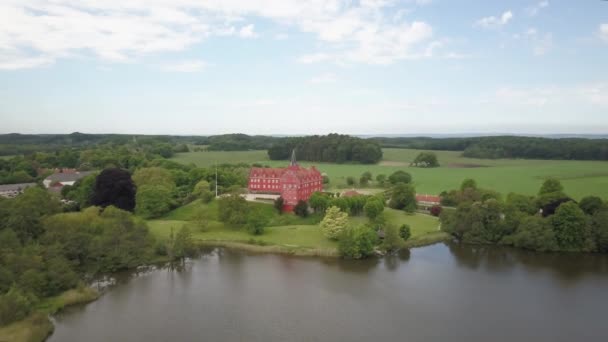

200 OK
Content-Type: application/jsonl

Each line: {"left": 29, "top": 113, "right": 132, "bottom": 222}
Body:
{"left": 490, "top": 83, "right": 608, "bottom": 108}
{"left": 274, "top": 33, "right": 289, "bottom": 40}
{"left": 238, "top": 24, "right": 258, "bottom": 38}
{"left": 161, "top": 60, "right": 208, "bottom": 73}
{"left": 297, "top": 53, "right": 333, "bottom": 64}
{"left": 578, "top": 83, "right": 608, "bottom": 106}
{"left": 600, "top": 24, "right": 608, "bottom": 43}
{"left": 309, "top": 73, "right": 337, "bottom": 84}
{"left": 0, "top": 0, "right": 437, "bottom": 69}
{"left": 526, "top": 1, "right": 549, "bottom": 17}
{"left": 474, "top": 11, "right": 513, "bottom": 29}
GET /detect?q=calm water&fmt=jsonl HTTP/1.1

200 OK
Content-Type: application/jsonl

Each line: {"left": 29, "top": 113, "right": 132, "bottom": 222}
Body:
{"left": 49, "top": 243, "right": 608, "bottom": 342}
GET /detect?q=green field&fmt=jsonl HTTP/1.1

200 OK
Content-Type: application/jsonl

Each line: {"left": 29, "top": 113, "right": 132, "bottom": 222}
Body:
{"left": 148, "top": 200, "right": 442, "bottom": 254}
{"left": 172, "top": 148, "right": 608, "bottom": 200}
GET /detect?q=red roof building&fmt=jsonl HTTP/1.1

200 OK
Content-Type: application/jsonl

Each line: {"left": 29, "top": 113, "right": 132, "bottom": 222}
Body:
{"left": 248, "top": 151, "right": 323, "bottom": 211}
{"left": 415, "top": 194, "right": 441, "bottom": 206}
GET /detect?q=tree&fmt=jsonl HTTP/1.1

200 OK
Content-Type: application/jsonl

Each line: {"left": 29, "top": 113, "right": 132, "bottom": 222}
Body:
{"left": 506, "top": 193, "right": 538, "bottom": 215}
{"left": 338, "top": 226, "right": 377, "bottom": 259}
{"left": 6, "top": 187, "right": 61, "bottom": 243}
{"left": 551, "top": 201, "right": 589, "bottom": 251}
{"left": 91, "top": 168, "right": 136, "bottom": 212}
{"left": 388, "top": 183, "right": 417, "bottom": 213}
{"left": 274, "top": 197, "right": 284, "bottom": 214}
{"left": 579, "top": 196, "right": 603, "bottom": 216}
{"left": 430, "top": 205, "right": 442, "bottom": 217}
{"left": 135, "top": 185, "right": 174, "bottom": 219}
{"left": 218, "top": 195, "right": 250, "bottom": 225}
{"left": 346, "top": 176, "right": 356, "bottom": 186}
{"left": 132, "top": 167, "right": 175, "bottom": 189}
{"left": 320, "top": 206, "right": 349, "bottom": 240}
{"left": 503, "top": 216, "right": 558, "bottom": 252}
{"left": 193, "top": 180, "right": 214, "bottom": 203}
{"left": 592, "top": 209, "right": 608, "bottom": 252}
{"left": 246, "top": 211, "right": 268, "bottom": 235}
{"left": 399, "top": 224, "right": 411, "bottom": 240}
{"left": 375, "top": 174, "right": 387, "bottom": 187}
{"left": 388, "top": 170, "right": 412, "bottom": 185}
{"left": 173, "top": 225, "right": 195, "bottom": 259}
{"left": 0, "top": 286, "right": 34, "bottom": 326}
{"left": 360, "top": 171, "right": 372, "bottom": 186}
{"left": 460, "top": 178, "right": 477, "bottom": 191}
{"left": 412, "top": 152, "right": 439, "bottom": 167}
{"left": 294, "top": 200, "right": 309, "bottom": 218}
{"left": 364, "top": 197, "right": 384, "bottom": 220}
{"left": 309, "top": 192, "right": 330, "bottom": 213}
{"left": 381, "top": 224, "right": 403, "bottom": 252}
{"left": 539, "top": 178, "right": 563, "bottom": 196}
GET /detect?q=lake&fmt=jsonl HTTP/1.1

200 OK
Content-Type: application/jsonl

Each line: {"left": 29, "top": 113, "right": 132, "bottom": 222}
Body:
{"left": 49, "top": 243, "right": 608, "bottom": 341}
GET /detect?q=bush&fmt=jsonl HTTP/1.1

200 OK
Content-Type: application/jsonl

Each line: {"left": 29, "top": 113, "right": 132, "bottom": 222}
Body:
{"left": 430, "top": 205, "right": 442, "bottom": 217}
{"left": 388, "top": 183, "right": 417, "bottom": 213}
{"left": 294, "top": 200, "right": 309, "bottom": 218}
{"left": 399, "top": 224, "right": 411, "bottom": 241}
{"left": 0, "top": 287, "right": 35, "bottom": 326}
{"left": 364, "top": 197, "right": 385, "bottom": 220}
{"left": 381, "top": 225, "right": 403, "bottom": 252}
{"left": 246, "top": 211, "right": 268, "bottom": 235}
{"left": 346, "top": 176, "right": 356, "bottom": 186}
{"left": 388, "top": 170, "right": 412, "bottom": 185}
{"left": 338, "top": 226, "right": 377, "bottom": 259}
{"left": 320, "top": 206, "right": 349, "bottom": 240}
{"left": 273, "top": 197, "right": 284, "bottom": 214}
{"left": 218, "top": 195, "right": 250, "bottom": 225}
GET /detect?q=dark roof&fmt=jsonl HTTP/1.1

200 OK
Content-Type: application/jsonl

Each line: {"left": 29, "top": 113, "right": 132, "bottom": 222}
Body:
{"left": 0, "top": 183, "right": 36, "bottom": 192}
{"left": 45, "top": 171, "right": 95, "bottom": 183}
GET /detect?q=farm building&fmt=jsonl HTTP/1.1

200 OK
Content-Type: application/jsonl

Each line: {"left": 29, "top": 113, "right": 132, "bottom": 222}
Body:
{"left": 248, "top": 151, "right": 323, "bottom": 211}
{"left": 0, "top": 183, "right": 36, "bottom": 198}
{"left": 416, "top": 194, "right": 442, "bottom": 209}
{"left": 43, "top": 169, "right": 95, "bottom": 190}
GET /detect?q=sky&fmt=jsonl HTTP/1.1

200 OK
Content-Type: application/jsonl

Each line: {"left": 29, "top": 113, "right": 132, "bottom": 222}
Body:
{"left": 0, "top": 0, "right": 607, "bottom": 135}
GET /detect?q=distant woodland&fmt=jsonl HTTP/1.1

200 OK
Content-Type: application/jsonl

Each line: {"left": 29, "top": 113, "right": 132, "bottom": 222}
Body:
{"left": 1, "top": 133, "right": 607, "bottom": 162}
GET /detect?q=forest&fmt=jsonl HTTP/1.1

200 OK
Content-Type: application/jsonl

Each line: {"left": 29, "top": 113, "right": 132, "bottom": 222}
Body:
{"left": 267, "top": 134, "right": 383, "bottom": 164}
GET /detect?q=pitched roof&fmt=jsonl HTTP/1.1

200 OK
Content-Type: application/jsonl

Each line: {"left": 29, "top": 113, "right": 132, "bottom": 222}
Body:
{"left": 416, "top": 194, "right": 441, "bottom": 204}
{"left": 0, "top": 183, "right": 36, "bottom": 192}
{"left": 45, "top": 171, "right": 95, "bottom": 183}
{"left": 342, "top": 190, "right": 362, "bottom": 197}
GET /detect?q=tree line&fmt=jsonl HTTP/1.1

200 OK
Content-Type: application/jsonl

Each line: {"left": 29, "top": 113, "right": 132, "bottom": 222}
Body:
{"left": 371, "top": 135, "right": 608, "bottom": 161}
{"left": 268, "top": 134, "right": 383, "bottom": 164}
{"left": 440, "top": 178, "right": 608, "bottom": 253}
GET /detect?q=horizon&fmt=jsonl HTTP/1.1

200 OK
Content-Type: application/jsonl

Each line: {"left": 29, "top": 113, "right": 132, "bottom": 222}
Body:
{"left": 1, "top": 1, "right": 607, "bottom": 134}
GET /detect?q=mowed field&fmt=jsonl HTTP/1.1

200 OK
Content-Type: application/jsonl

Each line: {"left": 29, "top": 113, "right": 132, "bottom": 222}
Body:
{"left": 172, "top": 148, "right": 608, "bottom": 200}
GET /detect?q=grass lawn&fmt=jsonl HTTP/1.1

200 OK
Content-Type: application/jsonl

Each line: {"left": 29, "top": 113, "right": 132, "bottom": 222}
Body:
{"left": 148, "top": 201, "right": 444, "bottom": 254}
{"left": 171, "top": 148, "right": 608, "bottom": 199}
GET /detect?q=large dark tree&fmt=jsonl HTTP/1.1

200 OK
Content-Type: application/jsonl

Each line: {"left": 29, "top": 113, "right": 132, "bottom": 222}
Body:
{"left": 91, "top": 168, "right": 136, "bottom": 212}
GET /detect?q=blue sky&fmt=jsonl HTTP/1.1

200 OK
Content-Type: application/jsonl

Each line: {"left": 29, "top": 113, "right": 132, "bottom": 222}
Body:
{"left": 1, "top": 0, "right": 607, "bottom": 135}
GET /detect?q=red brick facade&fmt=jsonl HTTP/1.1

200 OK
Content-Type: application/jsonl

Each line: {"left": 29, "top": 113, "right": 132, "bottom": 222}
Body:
{"left": 248, "top": 156, "right": 323, "bottom": 211}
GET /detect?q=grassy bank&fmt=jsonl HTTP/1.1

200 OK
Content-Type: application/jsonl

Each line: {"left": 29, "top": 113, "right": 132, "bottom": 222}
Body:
{"left": 0, "top": 287, "right": 99, "bottom": 342}
{"left": 149, "top": 200, "right": 445, "bottom": 257}
{"left": 171, "top": 148, "right": 608, "bottom": 199}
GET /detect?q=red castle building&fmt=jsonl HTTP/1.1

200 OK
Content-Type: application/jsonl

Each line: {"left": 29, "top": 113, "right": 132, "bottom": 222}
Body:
{"left": 248, "top": 151, "right": 323, "bottom": 211}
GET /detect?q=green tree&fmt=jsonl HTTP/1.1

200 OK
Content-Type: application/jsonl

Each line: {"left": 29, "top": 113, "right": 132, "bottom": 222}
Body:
{"left": 551, "top": 201, "right": 589, "bottom": 251}
{"left": 0, "top": 286, "right": 35, "bottom": 325}
{"left": 346, "top": 176, "right": 356, "bottom": 186}
{"left": 135, "top": 185, "right": 174, "bottom": 219}
{"left": 173, "top": 225, "right": 195, "bottom": 259}
{"left": 7, "top": 187, "right": 61, "bottom": 243}
{"left": 338, "top": 226, "right": 377, "bottom": 259}
{"left": 364, "top": 197, "right": 385, "bottom": 220}
{"left": 578, "top": 196, "right": 603, "bottom": 216}
{"left": 309, "top": 192, "right": 330, "bottom": 213}
{"left": 193, "top": 180, "right": 214, "bottom": 203}
{"left": 246, "top": 211, "right": 268, "bottom": 235}
{"left": 375, "top": 174, "right": 387, "bottom": 187}
{"left": 539, "top": 178, "right": 563, "bottom": 196}
{"left": 273, "top": 197, "right": 284, "bottom": 214}
{"left": 294, "top": 200, "right": 309, "bottom": 218}
{"left": 218, "top": 195, "right": 250, "bottom": 225}
{"left": 388, "top": 170, "right": 412, "bottom": 185}
{"left": 388, "top": 183, "right": 417, "bottom": 213}
{"left": 503, "top": 216, "right": 558, "bottom": 252}
{"left": 412, "top": 152, "right": 439, "bottom": 167}
{"left": 381, "top": 224, "right": 403, "bottom": 252}
{"left": 460, "top": 178, "right": 477, "bottom": 191}
{"left": 133, "top": 167, "right": 175, "bottom": 189}
{"left": 592, "top": 209, "right": 608, "bottom": 252}
{"left": 399, "top": 224, "right": 411, "bottom": 240}
{"left": 320, "top": 206, "right": 349, "bottom": 240}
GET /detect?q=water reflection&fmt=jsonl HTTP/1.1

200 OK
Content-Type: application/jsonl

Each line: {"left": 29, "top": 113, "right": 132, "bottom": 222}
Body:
{"left": 49, "top": 243, "right": 608, "bottom": 342}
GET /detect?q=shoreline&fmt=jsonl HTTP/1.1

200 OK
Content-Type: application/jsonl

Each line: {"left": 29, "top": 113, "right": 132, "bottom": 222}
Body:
{"left": 1, "top": 232, "right": 449, "bottom": 342}
{"left": 0, "top": 287, "right": 99, "bottom": 342}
